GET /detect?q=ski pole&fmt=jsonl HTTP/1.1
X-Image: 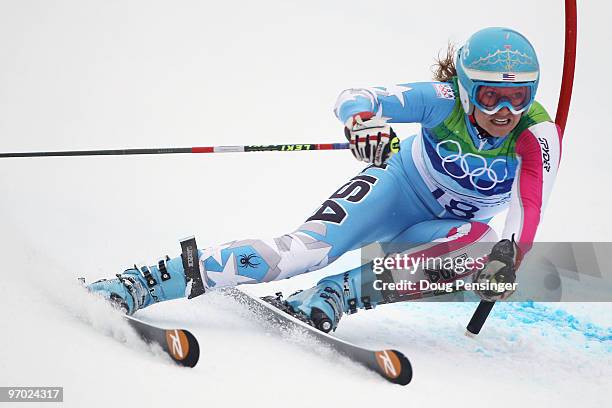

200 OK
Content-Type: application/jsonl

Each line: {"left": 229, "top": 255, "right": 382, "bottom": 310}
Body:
{"left": 465, "top": 301, "right": 495, "bottom": 337}
{"left": 0, "top": 143, "right": 350, "bottom": 159}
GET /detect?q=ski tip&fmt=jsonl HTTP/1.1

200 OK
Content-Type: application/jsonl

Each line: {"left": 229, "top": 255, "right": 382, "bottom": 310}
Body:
{"left": 164, "top": 328, "right": 200, "bottom": 368}
{"left": 374, "top": 349, "right": 413, "bottom": 385}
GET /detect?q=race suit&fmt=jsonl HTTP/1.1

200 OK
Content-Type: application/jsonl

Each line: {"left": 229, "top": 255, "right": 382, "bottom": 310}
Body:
{"left": 127, "top": 79, "right": 562, "bottom": 309}
{"left": 191, "top": 79, "right": 561, "bottom": 290}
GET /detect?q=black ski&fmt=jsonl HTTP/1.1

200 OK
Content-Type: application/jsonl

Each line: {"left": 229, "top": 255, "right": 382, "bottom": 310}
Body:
{"left": 123, "top": 315, "right": 200, "bottom": 368}
{"left": 226, "top": 288, "right": 412, "bottom": 385}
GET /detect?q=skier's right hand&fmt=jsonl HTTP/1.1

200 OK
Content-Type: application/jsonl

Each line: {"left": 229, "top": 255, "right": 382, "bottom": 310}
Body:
{"left": 344, "top": 111, "right": 400, "bottom": 166}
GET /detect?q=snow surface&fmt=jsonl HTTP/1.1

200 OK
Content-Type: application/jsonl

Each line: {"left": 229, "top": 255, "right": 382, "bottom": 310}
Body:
{"left": 0, "top": 0, "right": 611, "bottom": 407}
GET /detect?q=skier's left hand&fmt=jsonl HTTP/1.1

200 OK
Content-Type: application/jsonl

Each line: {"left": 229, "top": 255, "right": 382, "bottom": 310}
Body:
{"left": 472, "top": 238, "right": 522, "bottom": 301}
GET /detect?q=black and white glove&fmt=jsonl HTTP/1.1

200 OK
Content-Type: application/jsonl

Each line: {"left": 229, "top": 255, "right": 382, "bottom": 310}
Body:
{"left": 344, "top": 111, "right": 400, "bottom": 166}
{"left": 473, "top": 238, "right": 522, "bottom": 301}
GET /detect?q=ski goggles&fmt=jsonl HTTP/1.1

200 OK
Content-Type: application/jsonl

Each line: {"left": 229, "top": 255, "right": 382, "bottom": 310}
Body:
{"left": 471, "top": 82, "right": 536, "bottom": 115}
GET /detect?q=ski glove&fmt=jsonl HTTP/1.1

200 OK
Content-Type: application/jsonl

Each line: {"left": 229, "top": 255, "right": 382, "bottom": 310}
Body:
{"left": 472, "top": 238, "right": 522, "bottom": 301}
{"left": 344, "top": 111, "right": 400, "bottom": 166}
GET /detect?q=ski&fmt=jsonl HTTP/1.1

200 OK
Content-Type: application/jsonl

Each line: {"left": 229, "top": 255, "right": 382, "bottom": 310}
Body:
{"left": 78, "top": 277, "right": 200, "bottom": 367}
{"left": 123, "top": 315, "right": 200, "bottom": 368}
{"left": 225, "top": 288, "right": 412, "bottom": 385}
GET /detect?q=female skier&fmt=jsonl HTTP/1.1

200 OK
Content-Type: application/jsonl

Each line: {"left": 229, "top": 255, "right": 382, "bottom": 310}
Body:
{"left": 88, "top": 27, "right": 562, "bottom": 332}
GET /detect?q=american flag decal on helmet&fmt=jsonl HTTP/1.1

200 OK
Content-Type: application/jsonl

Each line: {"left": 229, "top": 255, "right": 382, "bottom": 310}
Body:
{"left": 502, "top": 73, "right": 516, "bottom": 81}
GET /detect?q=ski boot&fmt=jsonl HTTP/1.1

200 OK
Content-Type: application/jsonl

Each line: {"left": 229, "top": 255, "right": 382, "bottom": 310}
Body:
{"left": 279, "top": 266, "right": 377, "bottom": 333}
{"left": 87, "top": 257, "right": 188, "bottom": 315}
{"left": 284, "top": 283, "right": 345, "bottom": 333}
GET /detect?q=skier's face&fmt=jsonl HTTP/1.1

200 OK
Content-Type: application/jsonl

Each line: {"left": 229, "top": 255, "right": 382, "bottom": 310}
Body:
{"left": 473, "top": 106, "right": 521, "bottom": 137}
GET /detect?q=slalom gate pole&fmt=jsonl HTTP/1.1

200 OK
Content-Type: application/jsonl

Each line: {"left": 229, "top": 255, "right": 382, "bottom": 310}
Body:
{"left": 465, "top": 0, "right": 578, "bottom": 336}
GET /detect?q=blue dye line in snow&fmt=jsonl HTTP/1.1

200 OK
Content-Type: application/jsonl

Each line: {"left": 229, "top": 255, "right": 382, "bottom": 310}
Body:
{"left": 492, "top": 301, "right": 612, "bottom": 343}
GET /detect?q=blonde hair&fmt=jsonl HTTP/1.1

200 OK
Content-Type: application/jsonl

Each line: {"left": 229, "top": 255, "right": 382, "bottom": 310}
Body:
{"left": 432, "top": 43, "right": 457, "bottom": 82}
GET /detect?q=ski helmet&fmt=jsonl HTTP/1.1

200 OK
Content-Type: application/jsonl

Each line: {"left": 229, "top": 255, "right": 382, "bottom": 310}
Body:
{"left": 456, "top": 27, "right": 540, "bottom": 115}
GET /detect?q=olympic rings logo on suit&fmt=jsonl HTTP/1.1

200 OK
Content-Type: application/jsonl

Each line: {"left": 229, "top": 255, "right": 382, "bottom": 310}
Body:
{"left": 435, "top": 140, "right": 508, "bottom": 191}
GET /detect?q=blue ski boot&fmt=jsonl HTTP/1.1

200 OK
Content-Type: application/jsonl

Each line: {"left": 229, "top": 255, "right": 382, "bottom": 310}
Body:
{"left": 284, "top": 265, "right": 382, "bottom": 332}
{"left": 87, "top": 257, "right": 188, "bottom": 315}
